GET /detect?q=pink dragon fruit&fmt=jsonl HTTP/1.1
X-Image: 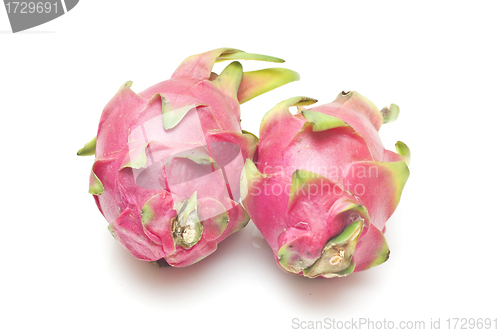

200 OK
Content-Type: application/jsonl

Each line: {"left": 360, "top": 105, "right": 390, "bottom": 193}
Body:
{"left": 241, "top": 92, "right": 410, "bottom": 278}
{"left": 77, "top": 48, "right": 299, "bottom": 267}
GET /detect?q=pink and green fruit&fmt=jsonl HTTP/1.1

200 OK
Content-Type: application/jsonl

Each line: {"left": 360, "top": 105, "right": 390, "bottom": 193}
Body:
{"left": 241, "top": 92, "right": 410, "bottom": 278}
{"left": 78, "top": 48, "right": 299, "bottom": 267}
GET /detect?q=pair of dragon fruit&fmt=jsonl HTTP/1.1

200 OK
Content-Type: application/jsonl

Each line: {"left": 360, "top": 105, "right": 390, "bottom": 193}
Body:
{"left": 78, "top": 48, "right": 410, "bottom": 278}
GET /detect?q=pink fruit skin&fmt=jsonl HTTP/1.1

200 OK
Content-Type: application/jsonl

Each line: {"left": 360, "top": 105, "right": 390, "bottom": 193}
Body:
{"left": 242, "top": 92, "right": 410, "bottom": 277}
{"left": 81, "top": 48, "right": 299, "bottom": 267}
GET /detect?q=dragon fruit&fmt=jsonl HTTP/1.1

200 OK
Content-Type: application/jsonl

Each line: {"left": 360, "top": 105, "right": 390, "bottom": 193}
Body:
{"left": 77, "top": 48, "right": 299, "bottom": 267}
{"left": 241, "top": 92, "right": 410, "bottom": 278}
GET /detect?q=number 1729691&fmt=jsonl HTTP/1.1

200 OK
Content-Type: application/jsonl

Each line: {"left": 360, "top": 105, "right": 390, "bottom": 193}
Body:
{"left": 446, "top": 318, "right": 497, "bottom": 330}
{"left": 5, "top": 2, "right": 59, "bottom": 14}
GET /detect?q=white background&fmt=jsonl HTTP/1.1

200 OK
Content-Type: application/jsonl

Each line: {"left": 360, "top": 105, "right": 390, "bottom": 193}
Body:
{"left": 1, "top": 1, "right": 499, "bottom": 332}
